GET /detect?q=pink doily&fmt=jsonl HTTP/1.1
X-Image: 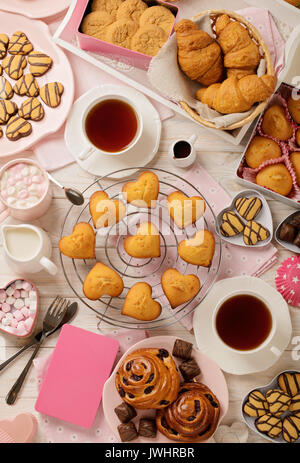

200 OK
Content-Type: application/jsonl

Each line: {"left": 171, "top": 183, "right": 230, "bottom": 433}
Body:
{"left": 275, "top": 255, "right": 300, "bottom": 308}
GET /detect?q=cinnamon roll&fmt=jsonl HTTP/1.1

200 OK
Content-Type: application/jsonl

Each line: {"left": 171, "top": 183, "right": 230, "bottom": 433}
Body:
{"left": 115, "top": 348, "right": 180, "bottom": 409}
{"left": 156, "top": 382, "right": 220, "bottom": 442}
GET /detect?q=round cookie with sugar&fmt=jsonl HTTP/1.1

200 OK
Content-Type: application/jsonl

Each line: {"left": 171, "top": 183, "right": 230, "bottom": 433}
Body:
{"left": 105, "top": 19, "right": 138, "bottom": 49}
{"left": 139, "top": 5, "right": 174, "bottom": 36}
{"left": 117, "top": 0, "right": 148, "bottom": 23}
{"left": 91, "top": 0, "right": 124, "bottom": 20}
{"left": 131, "top": 25, "right": 167, "bottom": 57}
{"left": 81, "top": 11, "right": 114, "bottom": 40}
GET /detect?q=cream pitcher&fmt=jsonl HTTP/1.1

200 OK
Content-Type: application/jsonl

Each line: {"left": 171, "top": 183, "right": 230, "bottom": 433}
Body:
{"left": 1, "top": 224, "right": 57, "bottom": 275}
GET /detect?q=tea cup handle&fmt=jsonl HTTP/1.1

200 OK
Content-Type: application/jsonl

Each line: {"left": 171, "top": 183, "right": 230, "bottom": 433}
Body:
{"left": 39, "top": 257, "right": 58, "bottom": 276}
{"left": 270, "top": 346, "right": 282, "bottom": 357}
{"left": 78, "top": 145, "right": 97, "bottom": 161}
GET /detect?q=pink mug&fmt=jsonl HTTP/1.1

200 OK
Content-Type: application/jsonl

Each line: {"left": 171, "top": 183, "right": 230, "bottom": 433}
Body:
{"left": 0, "top": 158, "right": 52, "bottom": 223}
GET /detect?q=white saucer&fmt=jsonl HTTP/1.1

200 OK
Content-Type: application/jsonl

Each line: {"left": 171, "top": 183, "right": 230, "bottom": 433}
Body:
{"left": 193, "top": 276, "right": 292, "bottom": 375}
{"left": 65, "top": 85, "right": 161, "bottom": 179}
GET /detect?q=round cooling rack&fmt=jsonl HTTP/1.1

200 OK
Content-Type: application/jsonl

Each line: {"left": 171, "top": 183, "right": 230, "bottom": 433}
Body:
{"left": 60, "top": 167, "right": 222, "bottom": 329}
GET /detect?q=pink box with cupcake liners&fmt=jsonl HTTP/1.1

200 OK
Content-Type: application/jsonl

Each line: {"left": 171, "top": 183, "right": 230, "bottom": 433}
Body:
{"left": 236, "top": 82, "right": 300, "bottom": 209}
{"left": 76, "top": 0, "right": 179, "bottom": 71}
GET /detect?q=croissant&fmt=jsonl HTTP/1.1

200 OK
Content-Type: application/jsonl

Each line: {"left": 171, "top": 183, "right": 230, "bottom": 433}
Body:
{"left": 196, "top": 74, "right": 277, "bottom": 114}
{"left": 215, "top": 14, "right": 261, "bottom": 78}
{"left": 174, "top": 19, "right": 223, "bottom": 86}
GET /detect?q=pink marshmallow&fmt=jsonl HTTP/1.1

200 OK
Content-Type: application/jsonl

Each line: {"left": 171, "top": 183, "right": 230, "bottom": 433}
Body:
{"left": 32, "top": 175, "right": 42, "bottom": 184}
{"left": 17, "top": 189, "right": 29, "bottom": 199}
{"left": 2, "top": 303, "right": 10, "bottom": 313}
{"left": 17, "top": 321, "right": 25, "bottom": 330}
{"left": 24, "top": 318, "right": 33, "bottom": 330}
{"left": 21, "top": 307, "right": 29, "bottom": 317}
{"left": 22, "top": 282, "right": 32, "bottom": 291}
{"left": 14, "top": 173, "right": 22, "bottom": 181}
{"left": 10, "top": 319, "right": 18, "bottom": 328}
{"left": 13, "top": 290, "right": 21, "bottom": 299}
{"left": 0, "top": 311, "right": 5, "bottom": 320}
{"left": 13, "top": 310, "right": 24, "bottom": 321}
{"left": 7, "top": 177, "right": 16, "bottom": 186}
{"left": 23, "top": 177, "right": 32, "bottom": 186}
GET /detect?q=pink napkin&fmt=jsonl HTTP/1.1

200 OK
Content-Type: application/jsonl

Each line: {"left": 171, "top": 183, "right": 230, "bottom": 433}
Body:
{"left": 33, "top": 328, "right": 148, "bottom": 443}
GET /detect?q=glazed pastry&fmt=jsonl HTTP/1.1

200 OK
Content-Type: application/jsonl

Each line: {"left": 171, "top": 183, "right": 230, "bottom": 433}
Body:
{"left": 114, "top": 402, "right": 137, "bottom": 423}
{"left": 6, "top": 115, "right": 32, "bottom": 141}
{"left": 0, "top": 99, "right": 17, "bottom": 124}
{"left": 138, "top": 418, "right": 157, "bottom": 438}
{"left": 243, "top": 220, "right": 269, "bottom": 246}
{"left": 172, "top": 339, "right": 193, "bottom": 361}
{"left": 282, "top": 415, "right": 300, "bottom": 443}
{"left": 8, "top": 31, "right": 33, "bottom": 55}
{"left": 290, "top": 152, "right": 300, "bottom": 185}
{"left": 131, "top": 25, "right": 167, "bottom": 57}
{"left": 122, "top": 171, "right": 159, "bottom": 208}
{"left": 196, "top": 75, "right": 277, "bottom": 114}
{"left": 179, "top": 358, "right": 201, "bottom": 381}
{"left": 40, "top": 82, "right": 64, "bottom": 108}
{"left": 0, "top": 76, "right": 13, "bottom": 99}
{"left": 284, "top": 0, "right": 300, "bottom": 5}
{"left": 139, "top": 6, "right": 174, "bottom": 36}
{"left": 83, "top": 262, "right": 124, "bottom": 300}
{"left": 174, "top": 19, "right": 223, "bottom": 86}
{"left": 124, "top": 222, "right": 160, "bottom": 259}
{"left": 220, "top": 211, "right": 244, "bottom": 237}
{"left": 91, "top": 0, "right": 123, "bottom": 20}
{"left": 28, "top": 51, "right": 53, "bottom": 77}
{"left": 290, "top": 393, "right": 300, "bottom": 414}
{"left": 256, "top": 164, "right": 293, "bottom": 197}
{"left": 279, "top": 223, "right": 296, "bottom": 243}
{"left": 81, "top": 11, "right": 114, "bottom": 41}
{"left": 89, "top": 190, "right": 126, "bottom": 229}
{"left": 13, "top": 74, "right": 39, "bottom": 97}
{"left": 278, "top": 372, "right": 300, "bottom": 397}
{"left": 18, "top": 97, "right": 44, "bottom": 122}
{"left": 245, "top": 136, "right": 282, "bottom": 169}
{"left": 265, "top": 389, "right": 291, "bottom": 416}
{"left": 106, "top": 20, "right": 138, "bottom": 49}
{"left": 2, "top": 54, "right": 27, "bottom": 80}
{"left": 167, "top": 191, "right": 206, "bottom": 229}
{"left": 156, "top": 382, "right": 220, "bottom": 442}
{"left": 255, "top": 413, "right": 282, "bottom": 438}
{"left": 115, "top": 347, "right": 180, "bottom": 409}
{"left": 0, "top": 34, "right": 8, "bottom": 59}
{"left": 178, "top": 230, "right": 215, "bottom": 267}
{"left": 243, "top": 390, "right": 269, "bottom": 418}
{"left": 288, "top": 94, "right": 300, "bottom": 124}
{"left": 161, "top": 268, "right": 201, "bottom": 309}
{"left": 261, "top": 105, "right": 293, "bottom": 141}
{"left": 116, "top": 0, "right": 148, "bottom": 23}
{"left": 59, "top": 222, "right": 95, "bottom": 259}
{"left": 118, "top": 422, "right": 138, "bottom": 442}
{"left": 122, "top": 282, "right": 162, "bottom": 321}
{"left": 235, "top": 196, "right": 262, "bottom": 221}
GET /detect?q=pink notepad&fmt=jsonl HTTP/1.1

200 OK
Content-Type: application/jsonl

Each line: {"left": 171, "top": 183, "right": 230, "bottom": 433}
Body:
{"left": 35, "top": 324, "right": 119, "bottom": 428}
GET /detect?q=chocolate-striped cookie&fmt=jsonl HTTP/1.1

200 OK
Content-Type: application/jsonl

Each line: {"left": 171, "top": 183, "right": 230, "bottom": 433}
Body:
{"left": 8, "top": 31, "right": 33, "bottom": 55}
{"left": 0, "top": 76, "right": 13, "bottom": 99}
{"left": 19, "top": 97, "right": 44, "bottom": 121}
{"left": 0, "top": 34, "right": 9, "bottom": 59}
{"left": 255, "top": 413, "right": 282, "bottom": 439}
{"left": 220, "top": 211, "right": 244, "bottom": 237}
{"left": 28, "top": 51, "right": 52, "bottom": 77}
{"left": 283, "top": 415, "right": 300, "bottom": 443}
{"left": 266, "top": 389, "right": 291, "bottom": 417}
{"left": 6, "top": 115, "right": 32, "bottom": 141}
{"left": 235, "top": 196, "right": 262, "bottom": 221}
{"left": 0, "top": 126, "right": 3, "bottom": 139}
{"left": 290, "top": 393, "right": 300, "bottom": 414}
{"left": 243, "top": 390, "right": 269, "bottom": 418}
{"left": 40, "top": 82, "right": 64, "bottom": 107}
{"left": 13, "top": 73, "right": 39, "bottom": 97}
{"left": 243, "top": 221, "right": 270, "bottom": 246}
{"left": 278, "top": 372, "right": 300, "bottom": 397}
{"left": 2, "top": 54, "right": 27, "bottom": 79}
{"left": 0, "top": 99, "right": 18, "bottom": 124}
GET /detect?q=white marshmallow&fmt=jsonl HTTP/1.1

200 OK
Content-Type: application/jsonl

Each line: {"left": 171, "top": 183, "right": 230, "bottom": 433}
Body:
{"left": 30, "top": 166, "right": 38, "bottom": 176}
{"left": 14, "top": 310, "right": 24, "bottom": 321}
{"left": 6, "top": 197, "right": 16, "bottom": 206}
{"left": 5, "top": 312, "right": 13, "bottom": 320}
{"left": 21, "top": 167, "right": 29, "bottom": 177}
{"left": 25, "top": 298, "right": 30, "bottom": 307}
{"left": 14, "top": 298, "right": 24, "bottom": 309}
{"left": 15, "top": 280, "right": 24, "bottom": 289}
{"left": 5, "top": 286, "right": 14, "bottom": 297}
{"left": 6, "top": 296, "right": 15, "bottom": 305}
{"left": 29, "top": 291, "right": 37, "bottom": 301}
{"left": 29, "top": 302, "right": 36, "bottom": 313}
{"left": 2, "top": 317, "right": 11, "bottom": 326}
{"left": 21, "top": 290, "right": 28, "bottom": 298}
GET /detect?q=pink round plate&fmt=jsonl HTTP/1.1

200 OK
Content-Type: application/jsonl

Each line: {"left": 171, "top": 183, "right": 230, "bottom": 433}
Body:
{"left": 103, "top": 335, "right": 229, "bottom": 443}
{"left": 0, "top": 11, "right": 74, "bottom": 157}
{"left": 0, "top": 0, "right": 71, "bottom": 19}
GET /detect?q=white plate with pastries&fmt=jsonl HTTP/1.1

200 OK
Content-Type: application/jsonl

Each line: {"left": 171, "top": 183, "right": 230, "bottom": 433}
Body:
{"left": 0, "top": 0, "right": 71, "bottom": 19}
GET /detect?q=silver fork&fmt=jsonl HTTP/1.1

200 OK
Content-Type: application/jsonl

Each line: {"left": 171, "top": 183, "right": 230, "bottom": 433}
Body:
{"left": 6, "top": 296, "right": 69, "bottom": 405}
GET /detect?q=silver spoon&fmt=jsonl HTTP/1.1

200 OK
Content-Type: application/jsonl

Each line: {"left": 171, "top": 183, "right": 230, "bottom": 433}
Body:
{"left": 47, "top": 172, "right": 84, "bottom": 206}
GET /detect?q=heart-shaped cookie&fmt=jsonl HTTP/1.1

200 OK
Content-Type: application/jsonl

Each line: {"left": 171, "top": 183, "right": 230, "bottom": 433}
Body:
{"left": 8, "top": 31, "right": 33, "bottom": 55}
{"left": 0, "top": 99, "right": 17, "bottom": 124}
{"left": 167, "top": 191, "right": 206, "bottom": 229}
{"left": 18, "top": 97, "right": 44, "bottom": 121}
{"left": 2, "top": 54, "right": 27, "bottom": 80}
{"left": 243, "top": 390, "right": 269, "bottom": 418}
{"left": 40, "top": 82, "right": 64, "bottom": 107}
{"left": 59, "top": 222, "right": 95, "bottom": 259}
{"left": 6, "top": 115, "right": 32, "bottom": 141}
{"left": 13, "top": 73, "right": 39, "bottom": 97}
{"left": 0, "top": 34, "right": 8, "bottom": 59}
{"left": 161, "top": 268, "right": 201, "bottom": 308}
{"left": 124, "top": 222, "right": 160, "bottom": 258}
{"left": 83, "top": 262, "right": 124, "bottom": 300}
{"left": 28, "top": 51, "right": 53, "bottom": 77}
{"left": 0, "top": 76, "right": 13, "bottom": 99}
{"left": 122, "top": 282, "right": 162, "bottom": 321}
{"left": 235, "top": 196, "right": 262, "bottom": 221}
{"left": 89, "top": 191, "right": 126, "bottom": 229}
{"left": 178, "top": 230, "right": 215, "bottom": 267}
{"left": 0, "top": 413, "right": 37, "bottom": 443}
{"left": 243, "top": 221, "right": 270, "bottom": 246}
{"left": 220, "top": 211, "right": 245, "bottom": 237}
{"left": 122, "top": 171, "right": 159, "bottom": 208}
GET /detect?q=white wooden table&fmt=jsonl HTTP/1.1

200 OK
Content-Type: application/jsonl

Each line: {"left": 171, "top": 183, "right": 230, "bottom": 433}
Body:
{"left": 0, "top": 112, "right": 298, "bottom": 444}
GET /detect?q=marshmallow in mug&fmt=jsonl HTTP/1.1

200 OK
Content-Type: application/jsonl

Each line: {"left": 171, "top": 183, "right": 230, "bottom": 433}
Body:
{"left": 0, "top": 162, "right": 48, "bottom": 209}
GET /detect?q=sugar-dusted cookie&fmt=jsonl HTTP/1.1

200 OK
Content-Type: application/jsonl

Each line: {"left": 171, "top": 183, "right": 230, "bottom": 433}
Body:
{"left": 28, "top": 51, "right": 53, "bottom": 77}
{"left": 243, "top": 221, "right": 270, "bottom": 246}
{"left": 131, "top": 25, "right": 167, "bottom": 56}
{"left": 243, "top": 390, "right": 269, "bottom": 418}
{"left": 18, "top": 97, "right": 44, "bottom": 121}
{"left": 266, "top": 389, "right": 291, "bottom": 417}
{"left": 91, "top": 0, "right": 124, "bottom": 20}
{"left": 0, "top": 34, "right": 9, "bottom": 59}
{"left": 2, "top": 54, "right": 27, "bottom": 80}
{"left": 220, "top": 211, "right": 244, "bottom": 237}
{"left": 13, "top": 73, "right": 39, "bottom": 97}
{"left": 0, "top": 99, "right": 17, "bottom": 124}
{"left": 89, "top": 190, "right": 126, "bottom": 229}
{"left": 178, "top": 230, "right": 215, "bottom": 267}
{"left": 283, "top": 415, "right": 300, "bottom": 443}
{"left": 8, "top": 31, "right": 33, "bottom": 55}
{"left": 278, "top": 372, "right": 300, "bottom": 397}
{"left": 106, "top": 19, "right": 138, "bottom": 49}
{"left": 83, "top": 262, "right": 124, "bottom": 300}
{"left": 59, "top": 223, "right": 95, "bottom": 259}
{"left": 0, "top": 76, "right": 13, "bottom": 99}
{"left": 139, "top": 6, "right": 174, "bottom": 36}
{"left": 6, "top": 115, "right": 32, "bottom": 141}
{"left": 255, "top": 413, "right": 282, "bottom": 439}
{"left": 167, "top": 191, "right": 206, "bottom": 229}
{"left": 122, "top": 171, "right": 159, "bottom": 208}
{"left": 117, "top": 0, "right": 148, "bottom": 23}
{"left": 122, "top": 282, "right": 162, "bottom": 321}
{"left": 235, "top": 196, "right": 262, "bottom": 221}
{"left": 124, "top": 222, "right": 160, "bottom": 258}
{"left": 81, "top": 11, "right": 114, "bottom": 41}
{"left": 161, "top": 268, "right": 201, "bottom": 309}
{"left": 290, "top": 393, "right": 300, "bottom": 414}
{"left": 40, "top": 82, "right": 64, "bottom": 107}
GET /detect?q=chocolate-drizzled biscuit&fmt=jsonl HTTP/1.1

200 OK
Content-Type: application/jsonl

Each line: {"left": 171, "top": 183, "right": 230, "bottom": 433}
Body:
{"left": 243, "top": 390, "right": 269, "bottom": 418}
{"left": 40, "top": 82, "right": 64, "bottom": 107}
{"left": 172, "top": 339, "right": 193, "bottom": 360}
{"left": 283, "top": 415, "right": 300, "bottom": 443}
{"left": 0, "top": 34, "right": 9, "bottom": 59}
{"left": 179, "top": 358, "right": 201, "bottom": 381}
{"left": 220, "top": 211, "right": 244, "bottom": 237}
{"left": 114, "top": 402, "right": 137, "bottom": 423}
{"left": 28, "top": 51, "right": 52, "bottom": 77}
{"left": 2, "top": 54, "right": 27, "bottom": 80}
{"left": 290, "top": 393, "right": 300, "bottom": 414}
{"left": 0, "top": 99, "right": 17, "bottom": 124}
{"left": 6, "top": 115, "right": 32, "bottom": 141}
{"left": 18, "top": 97, "right": 44, "bottom": 121}
{"left": 235, "top": 196, "right": 262, "bottom": 221}
{"left": 278, "top": 372, "right": 300, "bottom": 397}
{"left": 243, "top": 220, "right": 269, "bottom": 246}
{"left": 138, "top": 418, "right": 157, "bottom": 438}
{"left": 255, "top": 413, "right": 282, "bottom": 438}
{"left": 13, "top": 73, "right": 39, "bottom": 97}
{"left": 8, "top": 31, "right": 33, "bottom": 55}
{"left": 0, "top": 76, "right": 13, "bottom": 99}
{"left": 117, "top": 422, "right": 138, "bottom": 442}
{"left": 266, "top": 389, "right": 291, "bottom": 416}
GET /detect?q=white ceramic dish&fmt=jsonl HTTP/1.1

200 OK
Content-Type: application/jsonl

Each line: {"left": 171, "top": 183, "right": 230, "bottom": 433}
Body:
{"left": 193, "top": 276, "right": 292, "bottom": 375}
{"left": 216, "top": 189, "right": 273, "bottom": 248}
{"left": 65, "top": 85, "right": 161, "bottom": 179}
{"left": 242, "top": 370, "right": 300, "bottom": 444}
{"left": 275, "top": 211, "right": 300, "bottom": 254}
{"left": 102, "top": 335, "right": 229, "bottom": 443}
{"left": 0, "top": 0, "right": 71, "bottom": 19}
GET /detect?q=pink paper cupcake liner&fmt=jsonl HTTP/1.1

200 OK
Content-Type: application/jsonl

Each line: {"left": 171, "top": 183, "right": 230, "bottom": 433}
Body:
{"left": 275, "top": 255, "right": 300, "bottom": 308}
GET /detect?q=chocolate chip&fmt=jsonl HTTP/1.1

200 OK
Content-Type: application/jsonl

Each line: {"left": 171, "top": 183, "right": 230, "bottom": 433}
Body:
{"left": 118, "top": 387, "right": 125, "bottom": 398}
{"left": 126, "top": 361, "right": 133, "bottom": 371}
{"left": 144, "top": 386, "right": 154, "bottom": 394}
{"left": 159, "top": 400, "right": 170, "bottom": 405}
{"left": 146, "top": 373, "right": 154, "bottom": 384}
{"left": 131, "top": 374, "right": 142, "bottom": 381}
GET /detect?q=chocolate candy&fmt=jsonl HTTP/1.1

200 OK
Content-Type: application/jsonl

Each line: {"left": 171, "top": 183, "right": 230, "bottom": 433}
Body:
{"left": 220, "top": 211, "right": 244, "bottom": 237}
{"left": 294, "top": 231, "right": 300, "bottom": 248}
{"left": 179, "top": 358, "right": 201, "bottom": 381}
{"left": 172, "top": 339, "right": 193, "bottom": 360}
{"left": 117, "top": 422, "right": 138, "bottom": 442}
{"left": 138, "top": 418, "right": 157, "bottom": 438}
{"left": 290, "top": 213, "right": 300, "bottom": 228}
{"left": 235, "top": 196, "right": 262, "bottom": 221}
{"left": 279, "top": 223, "right": 296, "bottom": 243}
{"left": 114, "top": 402, "right": 137, "bottom": 423}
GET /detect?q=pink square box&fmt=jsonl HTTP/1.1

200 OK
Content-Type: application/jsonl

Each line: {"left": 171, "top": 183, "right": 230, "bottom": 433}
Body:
{"left": 75, "top": 0, "right": 179, "bottom": 70}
